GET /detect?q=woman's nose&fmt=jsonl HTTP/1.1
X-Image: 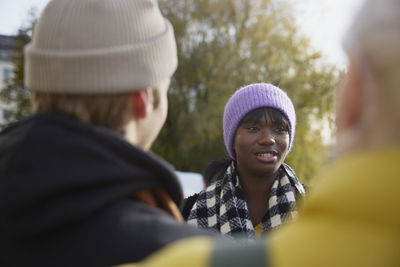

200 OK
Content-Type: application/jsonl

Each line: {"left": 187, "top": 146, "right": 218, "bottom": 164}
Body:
{"left": 258, "top": 130, "right": 276, "bottom": 145}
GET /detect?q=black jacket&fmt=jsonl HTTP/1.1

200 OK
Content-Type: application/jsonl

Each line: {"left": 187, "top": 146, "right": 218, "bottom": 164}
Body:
{"left": 0, "top": 113, "right": 210, "bottom": 267}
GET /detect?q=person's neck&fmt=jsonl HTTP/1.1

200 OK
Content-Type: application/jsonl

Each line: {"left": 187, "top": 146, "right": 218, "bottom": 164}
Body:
{"left": 123, "top": 120, "right": 144, "bottom": 148}
{"left": 237, "top": 167, "right": 277, "bottom": 227}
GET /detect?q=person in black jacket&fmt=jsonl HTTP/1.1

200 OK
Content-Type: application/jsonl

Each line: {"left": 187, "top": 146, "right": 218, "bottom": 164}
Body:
{"left": 0, "top": 0, "right": 212, "bottom": 266}
{"left": 183, "top": 83, "right": 306, "bottom": 239}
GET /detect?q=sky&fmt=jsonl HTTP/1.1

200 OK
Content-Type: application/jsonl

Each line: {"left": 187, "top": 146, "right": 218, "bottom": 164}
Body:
{"left": 0, "top": 0, "right": 364, "bottom": 68}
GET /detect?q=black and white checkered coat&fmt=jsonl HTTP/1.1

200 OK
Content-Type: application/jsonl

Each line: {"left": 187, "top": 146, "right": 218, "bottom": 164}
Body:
{"left": 187, "top": 163, "right": 305, "bottom": 239}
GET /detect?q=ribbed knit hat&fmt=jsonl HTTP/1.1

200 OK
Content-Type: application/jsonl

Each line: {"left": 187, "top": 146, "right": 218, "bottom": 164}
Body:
{"left": 24, "top": 0, "right": 177, "bottom": 93}
{"left": 223, "top": 83, "right": 296, "bottom": 159}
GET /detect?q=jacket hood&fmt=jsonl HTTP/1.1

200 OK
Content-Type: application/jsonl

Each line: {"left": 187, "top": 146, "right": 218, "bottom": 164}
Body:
{"left": 0, "top": 113, "right": 182, "bottom": 239}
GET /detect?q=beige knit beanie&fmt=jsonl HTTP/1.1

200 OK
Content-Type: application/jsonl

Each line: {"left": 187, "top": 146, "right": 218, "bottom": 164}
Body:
{"left": 24, "top": 0, "right": 177, "bottom": 93}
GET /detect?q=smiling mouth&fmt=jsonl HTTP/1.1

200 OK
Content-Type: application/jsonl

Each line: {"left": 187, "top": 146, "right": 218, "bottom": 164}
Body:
{"left": 255, "top": 152, "right": 278, "bottom": 163}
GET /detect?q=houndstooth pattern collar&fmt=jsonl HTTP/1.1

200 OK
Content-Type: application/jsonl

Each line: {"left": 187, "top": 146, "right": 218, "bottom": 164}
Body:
{"left": 187, "top": 162, "right": 305, "bottom": 239}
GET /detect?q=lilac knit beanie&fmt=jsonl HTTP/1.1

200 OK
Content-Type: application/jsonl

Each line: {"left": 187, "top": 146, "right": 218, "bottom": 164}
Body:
{"left": 223, "top": 83, "right": 296, "bottom": 159}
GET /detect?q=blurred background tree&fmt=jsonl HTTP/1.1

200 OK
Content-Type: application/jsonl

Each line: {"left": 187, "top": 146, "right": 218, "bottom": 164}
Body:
{"left": 153, "top": 0, "right": 341, "bottom": 183}
{"left": 1, "top": 1, "right": 340, "bottom": 183}
{"left": 0, "top": 9, "right": 35, "bottom": 128}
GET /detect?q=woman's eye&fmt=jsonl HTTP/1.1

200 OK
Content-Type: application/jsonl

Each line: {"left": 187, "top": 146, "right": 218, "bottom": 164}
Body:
{"left": 275, "top": 127, "right": 287, "bottom": 133}
{"left": 247, "top": 126, "right": 259, "bottom": 131}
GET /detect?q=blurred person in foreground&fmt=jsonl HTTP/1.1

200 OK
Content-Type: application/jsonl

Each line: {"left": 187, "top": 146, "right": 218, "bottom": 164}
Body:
{"left": 0, "top": 0, "right": 213, "bottom": 266}
{"left": 120, "top": 0, "right": 400, "bottom": 266}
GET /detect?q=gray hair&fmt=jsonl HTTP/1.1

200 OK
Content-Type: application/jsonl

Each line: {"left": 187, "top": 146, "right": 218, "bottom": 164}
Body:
{"left": 343, "top": 0, "right": 400, "bottom": 67}
{"left": 343, "top": 0, "right": 400, "bottom": 122}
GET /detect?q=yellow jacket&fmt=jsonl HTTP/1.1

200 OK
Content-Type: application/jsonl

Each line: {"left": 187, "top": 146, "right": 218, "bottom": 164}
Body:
{"left": 120, "top": 148, "right": 400, "bottom": 267}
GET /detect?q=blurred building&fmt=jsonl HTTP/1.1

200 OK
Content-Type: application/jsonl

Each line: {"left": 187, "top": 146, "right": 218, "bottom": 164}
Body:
{"left": 0, "top": 34, "right": 17, "bottom": 125}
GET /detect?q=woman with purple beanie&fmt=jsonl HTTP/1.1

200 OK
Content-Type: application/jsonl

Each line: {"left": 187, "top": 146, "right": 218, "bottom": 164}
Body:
{"left": 182, "top": 83, "right": 306, "bottom": 239}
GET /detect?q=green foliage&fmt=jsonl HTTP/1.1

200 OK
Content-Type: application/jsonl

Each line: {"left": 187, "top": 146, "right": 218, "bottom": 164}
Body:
{"left": 153, "top": 0, "right": 340, "bottom": 183}
{"left": 0, "top": 14, "right": 35, "bottom": 128}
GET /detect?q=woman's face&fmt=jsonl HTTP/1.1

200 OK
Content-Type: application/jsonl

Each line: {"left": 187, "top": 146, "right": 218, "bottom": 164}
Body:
{"left": 233, "top": 109, "right": 289, "bottom": 177}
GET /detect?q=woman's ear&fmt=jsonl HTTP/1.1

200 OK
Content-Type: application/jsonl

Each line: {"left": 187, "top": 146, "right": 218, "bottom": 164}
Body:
{"left": 130, "top": 89, "right": 154, "bottom": 119}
